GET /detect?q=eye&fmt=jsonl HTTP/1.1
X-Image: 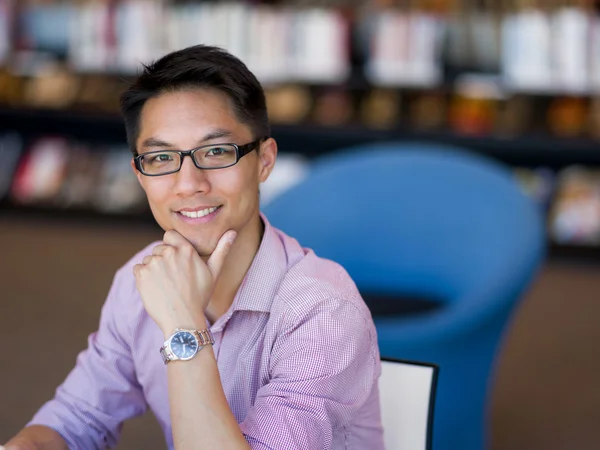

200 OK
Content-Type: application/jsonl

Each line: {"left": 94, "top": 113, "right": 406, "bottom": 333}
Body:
{"left": 151, "top": 152, "right": 175, "bottom": 162}
{"left": 206, "top": 146, "right": 231, "bottom": 157}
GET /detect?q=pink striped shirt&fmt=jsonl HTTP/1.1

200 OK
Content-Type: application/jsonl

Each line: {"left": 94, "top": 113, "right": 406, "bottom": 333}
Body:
{"left": 30, "top": 214, "right": 384, "bottom": 449}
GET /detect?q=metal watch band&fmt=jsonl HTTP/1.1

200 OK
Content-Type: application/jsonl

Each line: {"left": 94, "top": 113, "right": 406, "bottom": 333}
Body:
{"left": 159, "top": 345, "right": 170, "bottom": 364}
{"left": 195, "top": 328, "right": 215, "bottom": 346}
{"left": 160, "top": 328, "right": 215, "bottom": 365}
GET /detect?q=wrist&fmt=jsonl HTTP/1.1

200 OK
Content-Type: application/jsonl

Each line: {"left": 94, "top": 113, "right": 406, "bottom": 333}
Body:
{"left": 4, "top": 425, "right": 69, "bottom": 450}
{"left": 160, "top": 327, "right": 215, "bottom": 365}
{"left": 162, "top": 316, "right": 208, "bottom": 340}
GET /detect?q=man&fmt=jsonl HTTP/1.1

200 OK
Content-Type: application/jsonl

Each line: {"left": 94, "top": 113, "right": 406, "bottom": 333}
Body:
{"left": 4, "top": 45, "right": 384, "bottom": 450}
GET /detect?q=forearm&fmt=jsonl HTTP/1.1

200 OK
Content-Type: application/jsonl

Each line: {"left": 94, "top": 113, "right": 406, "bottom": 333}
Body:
{"left": 4, "top": 425, "right": 69, "bottom": 450}
{"left": 168, "top": 345, "right": 250, "bottom": 450}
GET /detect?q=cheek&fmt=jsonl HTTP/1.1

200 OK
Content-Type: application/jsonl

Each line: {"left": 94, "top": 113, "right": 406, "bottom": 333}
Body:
{"left": 143, "top": 180, "right": 172, "bottom": 208}
{"left": 216, "top": 167, "right": 259, "bottom": 205}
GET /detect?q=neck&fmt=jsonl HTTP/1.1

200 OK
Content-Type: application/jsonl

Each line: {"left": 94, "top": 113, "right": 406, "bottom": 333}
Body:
{"left": 205, "top": 213, "right": 264, "bottom": 323}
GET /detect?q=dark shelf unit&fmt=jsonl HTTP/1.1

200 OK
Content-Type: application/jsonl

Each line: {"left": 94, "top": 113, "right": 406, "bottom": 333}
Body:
{"left": 1, "top": 106, "right": 600, "bottom": 262}
{"left": 2, "top": 107, "right": 600, "bottom": 167}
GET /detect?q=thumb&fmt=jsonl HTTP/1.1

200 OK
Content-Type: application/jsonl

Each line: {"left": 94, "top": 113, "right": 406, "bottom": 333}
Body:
{"left": 207, "top": 230, "right": 237, "bottom": 278}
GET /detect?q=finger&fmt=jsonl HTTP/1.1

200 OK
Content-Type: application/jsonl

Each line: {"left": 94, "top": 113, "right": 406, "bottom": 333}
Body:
{"left": 142, "top": 255, "right": 153, "bottom": 265}
{"left": 162, "top": 229, "right": 191, "bottom": 248}
{"left": 133, "top": 263, "right": 143, "bottom": 278}
{"left": 207, "top": 230, "right": 237, "bottom": 279}
{"left": 151, "top": 244, "right": 172, "bottom": 256}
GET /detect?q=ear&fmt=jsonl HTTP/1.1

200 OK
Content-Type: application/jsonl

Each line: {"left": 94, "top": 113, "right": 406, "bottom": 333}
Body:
{"left": 131, "top": 158, "right": 146, "bottom": 190}
{"left": 257, "top": 138, "right": 278, "bottom": 183}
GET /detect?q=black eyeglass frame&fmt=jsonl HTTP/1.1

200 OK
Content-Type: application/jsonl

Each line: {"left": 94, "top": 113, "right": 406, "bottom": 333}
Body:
{"left": 133, "top": 138, "right": 266, "bottom": 176}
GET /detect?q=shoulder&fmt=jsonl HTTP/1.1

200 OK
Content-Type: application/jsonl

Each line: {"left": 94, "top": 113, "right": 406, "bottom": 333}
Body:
{"left": 266, "top": 229, "right": 381, "bottom": 379}
{"left": 273, "top": 228, "right": 376, "bottom": 339}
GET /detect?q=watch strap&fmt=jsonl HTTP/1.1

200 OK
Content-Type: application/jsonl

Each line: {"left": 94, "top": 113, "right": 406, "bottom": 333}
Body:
{"left": 159, "top": 345, "right": 171, "bottom": 365}
{"left": 195, "top": 328, "right": 215, "bottom": 346}
{"left": 160, "top": 328, "right": 215, "bottom": 365}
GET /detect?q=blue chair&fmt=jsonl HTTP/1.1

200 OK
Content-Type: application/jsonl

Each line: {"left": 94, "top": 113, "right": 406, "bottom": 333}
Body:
{"left": 263, "top": 142, "right": 546, "bottom": 450}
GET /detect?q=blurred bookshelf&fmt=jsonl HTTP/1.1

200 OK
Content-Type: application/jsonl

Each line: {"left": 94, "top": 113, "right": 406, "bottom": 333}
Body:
{"left": 3, "top": 0, "right": 600, "bottom": 261}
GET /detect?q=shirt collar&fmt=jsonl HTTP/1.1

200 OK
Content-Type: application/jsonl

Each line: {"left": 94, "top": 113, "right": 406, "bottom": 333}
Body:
{"left": 211, "top": 213, "right": 288, "bottom": 330}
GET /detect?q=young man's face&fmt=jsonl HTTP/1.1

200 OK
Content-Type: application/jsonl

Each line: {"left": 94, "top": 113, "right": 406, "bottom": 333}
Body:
{"left": 132, "top": 88, "right": 276, "bottom": 256}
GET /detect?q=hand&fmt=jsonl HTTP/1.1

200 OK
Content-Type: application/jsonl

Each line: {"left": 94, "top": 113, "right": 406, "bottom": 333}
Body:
{"left": 133, "top": 229, "right": 237, "bottom": 336}
{"left": 2, "top": 426, "right": 68, "bottom": 450}
{"left": 3, "top": 443, "right": 32, "bottom": 450}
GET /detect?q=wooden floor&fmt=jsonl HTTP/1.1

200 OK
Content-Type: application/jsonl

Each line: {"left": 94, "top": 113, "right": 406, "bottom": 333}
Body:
{"left": 1, "top": 216, "right": 599, "bottom": 449}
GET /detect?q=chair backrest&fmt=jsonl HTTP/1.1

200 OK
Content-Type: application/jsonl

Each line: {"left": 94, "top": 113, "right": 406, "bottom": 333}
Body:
{"left": 379, "top": 358, "right": 439, "bottom": 450}
{"left": 263, "top": 142, "right": 543, "bottom": 306}
{"left": 264, "top": 142, "right": 546, "bottom": 450}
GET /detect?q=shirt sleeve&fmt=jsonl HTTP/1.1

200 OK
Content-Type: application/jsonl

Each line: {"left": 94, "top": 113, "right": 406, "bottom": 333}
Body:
{"left": 239, "top": 297, "right": 380, "bottom": 450}
{"left": 28, "top": 266, "right": 147, "bottom": 449}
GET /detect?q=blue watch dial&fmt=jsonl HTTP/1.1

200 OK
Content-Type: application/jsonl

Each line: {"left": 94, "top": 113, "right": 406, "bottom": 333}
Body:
{"left": 170, "top": 331, "right": 199, "bottom": 360}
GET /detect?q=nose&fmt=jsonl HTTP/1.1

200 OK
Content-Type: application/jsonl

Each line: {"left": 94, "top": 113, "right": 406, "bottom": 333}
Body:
{"left": 173, "top": 154, "right": 211, "bottom": 196}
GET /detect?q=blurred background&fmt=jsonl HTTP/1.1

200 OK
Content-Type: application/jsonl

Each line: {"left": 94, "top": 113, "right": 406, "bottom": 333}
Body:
{"left": 1, "top": 0, "right": 600, "bottom": 449}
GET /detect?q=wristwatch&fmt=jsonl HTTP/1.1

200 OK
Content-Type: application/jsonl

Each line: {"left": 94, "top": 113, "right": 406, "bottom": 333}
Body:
{"left": 160, "top": 328, "right": 215, "bottom": 365}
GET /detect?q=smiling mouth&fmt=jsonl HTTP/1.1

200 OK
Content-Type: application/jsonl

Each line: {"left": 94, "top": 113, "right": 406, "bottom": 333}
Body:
{"left": 178, "top": 206, "right": 221, "bottom": 219}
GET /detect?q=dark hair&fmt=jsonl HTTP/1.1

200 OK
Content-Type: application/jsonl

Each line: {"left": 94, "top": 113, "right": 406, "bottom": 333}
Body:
{"left": 120, "top": 45, "right": 270, "bottom": 155}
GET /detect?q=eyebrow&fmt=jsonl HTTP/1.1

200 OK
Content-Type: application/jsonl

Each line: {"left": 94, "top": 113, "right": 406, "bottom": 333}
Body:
{"left": 140, "top": 129, "right": 234, "bottom": 150}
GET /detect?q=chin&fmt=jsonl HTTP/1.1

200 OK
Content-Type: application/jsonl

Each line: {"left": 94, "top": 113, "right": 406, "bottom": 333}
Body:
{"left": 193, "top": 244, "right": 214, "bottom": 258}
{"left": 187, "top": 236, "right": 219, "bottom": 257}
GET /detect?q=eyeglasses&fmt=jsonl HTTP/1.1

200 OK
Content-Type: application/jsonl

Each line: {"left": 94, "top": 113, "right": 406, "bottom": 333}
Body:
{"left": 133, "top": 138, "right": 265, "bottom": 176}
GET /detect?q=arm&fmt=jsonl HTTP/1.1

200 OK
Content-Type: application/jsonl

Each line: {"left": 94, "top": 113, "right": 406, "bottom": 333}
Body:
{"left": 4, "top": 266, "right": 147, "bottom": 449}
{"left": 134, "top": 230, "right": 247, "bottom": 450}
{"left": 166, "top": 332, "right": 249, "bottom": 450}
{"left": 135, "top": 230, "right": 380, "bottom": 449}
{"left": 240, "top": 300, "right": 380, "bottom": 449}
{"left": 3, "top": 425, "right": 68, "bottom": 450}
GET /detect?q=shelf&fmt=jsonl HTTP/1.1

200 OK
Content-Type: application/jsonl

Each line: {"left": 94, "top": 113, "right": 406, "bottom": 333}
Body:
{"left": 272, "top": 123, "right": 600, "bottom": 167}
{"left": 2, "top": 199, "right": 599, "bottom": 263}
{"left": 1, "top": 107, "right": 600, "bottom": 169}
{"left": 2, "top": 106, "right": 600, "bottom": 262}
{"left": 549, "top": 244, "right": 600, "bottom": 263}
{"left": 0, "top": 199, "right": 156, "bottom": 230}
{"left": 0, "top": 107, "right": 127, "bottom": 143}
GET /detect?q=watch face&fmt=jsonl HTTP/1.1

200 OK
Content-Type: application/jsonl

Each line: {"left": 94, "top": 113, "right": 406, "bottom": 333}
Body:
{"left": 170, "top": 331, "right": 199, "bottom": 360}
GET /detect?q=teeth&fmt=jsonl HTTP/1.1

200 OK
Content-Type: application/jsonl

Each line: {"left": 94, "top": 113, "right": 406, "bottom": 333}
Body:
{"left": 179, "top": 206, "right": 218, "bottom": 218}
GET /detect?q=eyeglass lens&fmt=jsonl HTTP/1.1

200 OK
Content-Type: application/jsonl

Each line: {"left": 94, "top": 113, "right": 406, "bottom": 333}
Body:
{"left": 140, "top": 144, "right": 238, "bottom": 174}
